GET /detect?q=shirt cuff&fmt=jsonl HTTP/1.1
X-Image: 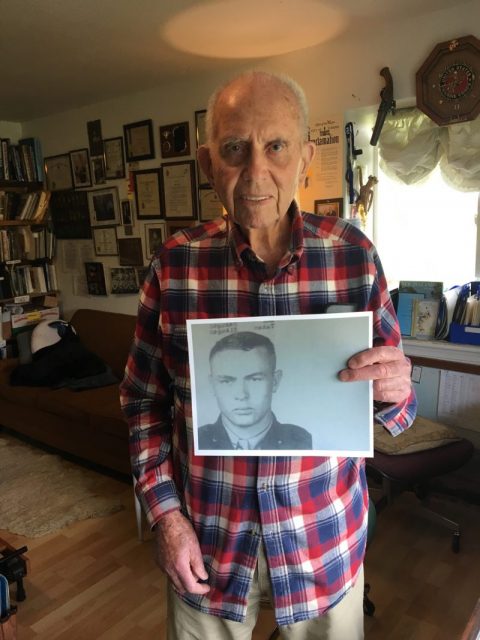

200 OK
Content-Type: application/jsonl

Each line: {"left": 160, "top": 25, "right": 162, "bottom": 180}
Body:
{"left": 374, "top": 387, "right": 417, "bottom": 437}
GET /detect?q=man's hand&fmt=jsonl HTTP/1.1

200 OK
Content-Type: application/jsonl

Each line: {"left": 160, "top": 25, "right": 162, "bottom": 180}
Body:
{"left": 338, "top": 346, "right": 412, "bottom": 404}
{"left": 154, "top": 510, "right": 210, "bottom": 595}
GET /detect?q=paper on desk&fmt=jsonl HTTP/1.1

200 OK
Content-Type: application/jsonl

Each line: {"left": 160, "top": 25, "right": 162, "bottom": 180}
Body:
{"left": 438, "top": 370, "right": 480, "bottom": 432}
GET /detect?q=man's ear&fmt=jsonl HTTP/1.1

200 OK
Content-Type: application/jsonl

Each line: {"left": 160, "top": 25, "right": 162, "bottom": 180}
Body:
{"left": 197, "top": 145, "right": 215, "bottom": 187}
{"left": 298, "top": 141, "right": 315, "bottom": 185}
{"left": 272, "top": 369, "right": 283, "bottom": 393}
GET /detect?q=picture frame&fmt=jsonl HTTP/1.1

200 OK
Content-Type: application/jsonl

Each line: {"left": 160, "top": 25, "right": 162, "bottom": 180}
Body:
{"left": 161, "top": 160, "right": 198, "bottom": 220}
{"left": 70, "top": 148, "right": 92, "bottom": 188}
{"left": 187, "top": 313, "right": 373, "bottom": 457}
{"left": 159, "top": 121, "right": 190, "bottom": 158}
{"left": 87, "top": 119, "right": 104, "bottom": 156}
{"left": 49, "top": 190, "right": 91, "bottom": 239}
{"left": 120, "top": 199, "right": 133, "bottom": 225}
{"left": 118, "top": 237, "right": 144, "bottom": 266}
{"left": 123, "top": 119, "right": 155, "bottom": 162}
{"left": 314, "top": 197, "right": 344, "bottom": 217}
{"left": 84, "top": 261, "right": 107, "bottom": 296}
{"left": 195, "top": 109, "right": 209, "bottom": 186}
{"left": 144, "top": 222, "right": 166, "bottom": 260}
{"left": 91, "top": 156, "right": 106, "bottom": 185}
{"left": 104, "top": 136, "right": 126, "bottom": 179}
{"left": 110, "top": 266, "right": 139, "bottom": 294}
{"left": 133, "top": 168, "right": 163, "bottom": 219}
{"left": 199, "top": 187, "right": 223, "bottom": 221}
{"left": 92, "top": 226, "right": 118, "bottom": 256}
{"left": 87, "top": 187, "right": 121, "bottom": 227}
{"left": 44, "top": 154, "right": 74, "bottom": 191}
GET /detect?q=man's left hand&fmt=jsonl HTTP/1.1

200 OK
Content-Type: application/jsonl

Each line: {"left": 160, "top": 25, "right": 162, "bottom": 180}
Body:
{"left": 338, "top": 346, "right": 412, "bottom": 405}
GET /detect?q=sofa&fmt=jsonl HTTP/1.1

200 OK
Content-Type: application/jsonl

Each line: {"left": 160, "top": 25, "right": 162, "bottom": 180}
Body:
{"left": 0, "top": 308, "right": 137, "bottom": 476}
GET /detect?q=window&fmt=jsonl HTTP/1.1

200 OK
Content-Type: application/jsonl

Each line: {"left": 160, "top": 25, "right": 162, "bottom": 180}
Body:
{"left": 374, "top": 163, "right": 479, "bottom": 290}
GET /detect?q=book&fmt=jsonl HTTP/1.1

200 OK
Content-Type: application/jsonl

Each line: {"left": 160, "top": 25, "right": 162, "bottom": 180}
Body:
{"left": 411, "top": 299, "right": 440, "bottom": 339}
{"left": 19, "top": 137, "right": 44, "bottom": 182}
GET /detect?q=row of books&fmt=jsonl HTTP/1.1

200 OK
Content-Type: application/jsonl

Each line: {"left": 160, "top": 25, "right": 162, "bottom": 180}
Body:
{"left": 396, "top": 281, "right": 443, "bottom": 339}
{"left": 0, "top": 260, "right": 58, "bottom": 299}
{"left": 0, "top": 137, "right": 44, "bottom": 183}
{"left": 0, "top": 226, "right": 55, "bottom": 262}
{"left": 396, "top": 280, "right": 480, "bottom": 344}
{"left": 0, "top": 189, "right": 50, "bottom": 222}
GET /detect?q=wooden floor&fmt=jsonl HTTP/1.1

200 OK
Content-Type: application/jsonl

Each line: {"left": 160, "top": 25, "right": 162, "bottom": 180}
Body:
{"left": 2, "top": 470, "right": 480, "bottom": 639}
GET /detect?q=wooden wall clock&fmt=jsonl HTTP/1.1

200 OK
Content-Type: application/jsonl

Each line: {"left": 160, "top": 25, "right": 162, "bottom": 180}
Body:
{"left": 416, "top": 35, "right": 480, "bottom": 126}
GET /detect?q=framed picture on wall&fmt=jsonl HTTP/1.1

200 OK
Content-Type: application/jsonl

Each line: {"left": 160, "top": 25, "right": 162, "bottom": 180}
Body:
{"left": 44, "top": 154, "right": 74, "bottom": 191}
{"left": 159, "top": 121, "right": 190, "bottom": 158}
{"left": 123, "top": 119, "right": 155, "bottom": 162}
{"left": 110, "top": 266, "right": 139, "bottom": 294}
{"left": 134, "top": 168, "right": 163, "bottom": 219}
{"left": 87, "top": 187, "right": 121, "bottom": 226}
{"left": 118, "top": 237, "right": 144, "bottom": 266}
{"left": 92, "top": 226, "right": 118, "bottom": 256}
{"left": 84, "top": 261, "right": 107, "bottom": 296}
{"left": 104, "top": 136, "right": 126, "bottom": 179}
{"left": 144, "top": 222, "right": 166, "bottom": 260}
{"left": 91, "top": 156, "right": 106, "bottom": 185}
{"left": 314, "top": 197, "right": 344, "bottom": 217}
{"left": 195, "top": 109, "right": 209, "bottom": 187}
{"left": 161, "top": 160, "right": 197, "bottom": 220}
{"left": 70, "top": 148, "right": 92, "bottom": 188}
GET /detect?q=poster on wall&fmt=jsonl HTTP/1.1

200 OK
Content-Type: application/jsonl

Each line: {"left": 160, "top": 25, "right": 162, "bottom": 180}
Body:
{"left": 298, "top": 114, "right": 343, "bottom": 214}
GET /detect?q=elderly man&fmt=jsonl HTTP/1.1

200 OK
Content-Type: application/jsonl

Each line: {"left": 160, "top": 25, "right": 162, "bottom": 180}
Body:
{"left": 120, "top": 70, "right": 416, "bottom": 640}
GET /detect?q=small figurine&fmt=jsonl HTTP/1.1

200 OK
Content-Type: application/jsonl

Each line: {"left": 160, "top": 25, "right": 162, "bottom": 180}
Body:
{"left": 355, "top": 168, "right": 378, "bottom": 227}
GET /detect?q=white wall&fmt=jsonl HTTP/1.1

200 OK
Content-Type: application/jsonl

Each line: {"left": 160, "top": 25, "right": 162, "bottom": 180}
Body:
{"left": 16, "top": 0, "right": 480, "bottom": 317}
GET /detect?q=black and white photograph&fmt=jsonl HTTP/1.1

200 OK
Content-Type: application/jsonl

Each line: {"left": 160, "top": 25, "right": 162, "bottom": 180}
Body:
{"left": 110, "top": 266, "right": 139, "bottom": 294}
{"left": 87, "top": 187, "right": 121, "bottom": 227}
{"left": 187, "top": 313, "right": 373, "bottom": 456}
{"left": 144, "top": 222, "right": 166, "bottom": 260}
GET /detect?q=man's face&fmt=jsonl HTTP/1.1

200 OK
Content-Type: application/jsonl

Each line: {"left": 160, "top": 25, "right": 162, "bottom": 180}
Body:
{"left": 209, "top": 346, "right": 282, "bottom": 428}
{"left": 198, "top": 76, "right": 314, "bottom": 232}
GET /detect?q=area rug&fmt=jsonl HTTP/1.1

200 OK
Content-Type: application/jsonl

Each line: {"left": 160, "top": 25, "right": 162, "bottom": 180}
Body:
{"left": 0, "top": 436, "right": 125, "bottom": 537}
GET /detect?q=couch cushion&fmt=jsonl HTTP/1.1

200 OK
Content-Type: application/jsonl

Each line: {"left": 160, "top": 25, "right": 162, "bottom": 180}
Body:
{"left": 0, "top": 359, "right": 43, "bottom": 408}
{"left": 36, "top": 384, "right": 126, "bottom": 438}
{"left": 374, "top": 415, "right": 461, "bottom": 455}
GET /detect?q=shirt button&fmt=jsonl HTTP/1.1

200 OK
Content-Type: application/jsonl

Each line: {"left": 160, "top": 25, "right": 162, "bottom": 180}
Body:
{"left": 262, "top": 483, "right": 269, "bottom": 491}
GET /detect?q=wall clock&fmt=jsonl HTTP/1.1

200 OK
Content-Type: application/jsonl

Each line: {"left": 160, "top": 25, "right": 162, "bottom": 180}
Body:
{"left": 416, "top": 35, "right": 480, "bottom": 126}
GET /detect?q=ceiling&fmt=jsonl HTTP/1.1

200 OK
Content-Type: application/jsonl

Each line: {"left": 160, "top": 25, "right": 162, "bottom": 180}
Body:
{"left": 0, "top": 0, "right": 469, "bottom": 122}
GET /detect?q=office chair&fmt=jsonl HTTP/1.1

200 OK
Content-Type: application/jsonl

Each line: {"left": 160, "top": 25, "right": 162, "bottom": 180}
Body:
{"left": 367, "top": 416, "right": 474, "bottom": 552}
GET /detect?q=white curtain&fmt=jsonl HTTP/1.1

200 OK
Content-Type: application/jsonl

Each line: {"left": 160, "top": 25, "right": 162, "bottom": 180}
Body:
{"left": 379, "top": 108, "right": 480, "bottom": 192}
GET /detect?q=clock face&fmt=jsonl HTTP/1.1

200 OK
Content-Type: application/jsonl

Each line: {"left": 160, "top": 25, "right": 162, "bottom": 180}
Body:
{"left": 416, "top": 35, "right": 480, "bottom": 126}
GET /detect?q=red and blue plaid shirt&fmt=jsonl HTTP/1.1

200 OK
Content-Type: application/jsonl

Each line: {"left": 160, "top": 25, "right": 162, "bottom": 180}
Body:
{"left": 120, "top": 203, "right": 416, "bottom": 625}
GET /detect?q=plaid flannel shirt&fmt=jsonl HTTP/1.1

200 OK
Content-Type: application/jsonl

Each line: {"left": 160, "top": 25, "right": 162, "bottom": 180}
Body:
{"left": 120, "top": 203, "right": 417, "bottom": 625}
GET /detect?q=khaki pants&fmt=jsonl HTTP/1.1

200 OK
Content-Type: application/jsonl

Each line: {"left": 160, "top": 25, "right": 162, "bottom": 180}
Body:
{"left": 167, "top": 545, "right": 364, "bottom": 640}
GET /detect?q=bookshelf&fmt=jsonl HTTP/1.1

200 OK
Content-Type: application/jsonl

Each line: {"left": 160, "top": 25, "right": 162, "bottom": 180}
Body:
{"left": 1, "top": 179, "right": 57, "bottom": 304}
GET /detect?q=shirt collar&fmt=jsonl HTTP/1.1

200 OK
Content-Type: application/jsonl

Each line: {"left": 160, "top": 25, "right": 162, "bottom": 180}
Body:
{"left": 227, "top": 201, "right": 305, "bottom": 271}
{"left": 222, "top": 415, "right": 274, "bottom": 450}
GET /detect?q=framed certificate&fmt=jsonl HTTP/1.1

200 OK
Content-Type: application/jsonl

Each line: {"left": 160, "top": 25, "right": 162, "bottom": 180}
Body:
{"left": 92, "top": 226, "right": 118, "bottom": 256}
{"left": 123, "top": 119, "right": 155, "bottom": 162}
{"left": 199, "top": 187, "right": 223, "bottom": 221}
{"left": 104, "top": 136, "right": 126, "bottom": 179}
{"left": 133, "top": 169, "right": 163, "bottom": 219}
{"left": 161, "top": 160, "right": 197, "bottom": 220}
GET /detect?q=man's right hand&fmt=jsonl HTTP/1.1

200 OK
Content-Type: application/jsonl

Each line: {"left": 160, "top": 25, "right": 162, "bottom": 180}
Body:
{"left": 154, "top": 510, "right": 210, "bottom": 595}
